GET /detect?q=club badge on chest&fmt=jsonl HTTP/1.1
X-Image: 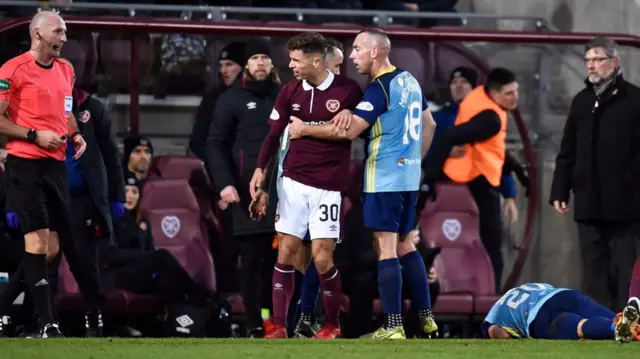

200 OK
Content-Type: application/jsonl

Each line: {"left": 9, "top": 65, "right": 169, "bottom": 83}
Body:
{"left": 326, "top": 99, "right": 340, "bottom": 113}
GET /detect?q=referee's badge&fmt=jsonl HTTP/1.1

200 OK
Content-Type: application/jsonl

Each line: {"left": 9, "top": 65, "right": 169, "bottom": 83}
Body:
{"left": 64, "top": 96, "right": 73, "bottom": 115}
{"left": 78, "top": 110, "right": 91, "bottom": 123}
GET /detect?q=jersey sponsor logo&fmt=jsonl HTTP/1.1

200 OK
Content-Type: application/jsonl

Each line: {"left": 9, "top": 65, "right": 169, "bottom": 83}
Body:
{"left": 0, "top": 79, "right": 9, "bottom": 91}
{"left": 355, "top": 101, "right": 374, "bottom": 111}
{"left": 270, "top": 108, "right": 280, "bottom": 120}
{"left": 326, "top": 99, "right": 340, "bottom": 113}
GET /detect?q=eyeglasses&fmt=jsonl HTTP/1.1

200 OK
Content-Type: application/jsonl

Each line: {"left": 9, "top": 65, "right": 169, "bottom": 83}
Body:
{"left": 584, "top": 57, "right": 610, "bottom": 65}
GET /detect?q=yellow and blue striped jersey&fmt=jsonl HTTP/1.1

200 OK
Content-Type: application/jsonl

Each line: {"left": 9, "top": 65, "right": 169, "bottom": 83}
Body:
{"left": 484, "top": 283, "right": 569, "bottom": 338}
{"left": 353, "top": 66, "right": 428, "bottom": 193}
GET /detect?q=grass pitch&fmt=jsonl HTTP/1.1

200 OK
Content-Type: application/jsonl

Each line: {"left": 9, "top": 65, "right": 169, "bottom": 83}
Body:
{"left": 1, "top": 338, "right": 637, "bottom": 359}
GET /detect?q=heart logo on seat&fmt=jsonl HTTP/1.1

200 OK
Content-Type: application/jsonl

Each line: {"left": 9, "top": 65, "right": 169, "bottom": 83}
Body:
{"left": 442, "top": 218, "right": 461, "bottom": 241}
{"left": 161, "top": 215, "right": 181, "bottom": 238}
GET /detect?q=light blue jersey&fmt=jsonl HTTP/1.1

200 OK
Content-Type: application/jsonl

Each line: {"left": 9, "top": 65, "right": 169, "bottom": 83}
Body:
{"left": 353, "top": 66, "right": 428, "bottom": 193}
{"left": 276, "top": 125, "right": 291, "bottom": 197}
{"left": 484, "top": 283, "right": 569, "bottom": 338}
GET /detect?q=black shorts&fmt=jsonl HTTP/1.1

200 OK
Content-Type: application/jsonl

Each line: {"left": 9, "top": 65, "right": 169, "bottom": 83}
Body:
{"left": 5, "top": 154, "right": 71, "bottom": 235}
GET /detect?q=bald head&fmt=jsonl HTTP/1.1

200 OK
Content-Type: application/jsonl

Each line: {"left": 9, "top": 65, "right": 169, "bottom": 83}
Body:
{"left": 30, "top": 11, "right": 63, "bottom": 38}
{"left": 29, "top": 10, "right": 67, "bottom": 60}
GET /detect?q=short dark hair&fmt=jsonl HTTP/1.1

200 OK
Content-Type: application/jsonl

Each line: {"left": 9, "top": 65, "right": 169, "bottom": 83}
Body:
{"left": 287, "top": 32, "right": 327, "bottom": 57}
{"left": 486, "top": 68, "right": 517, "bottom": 92}
{"left": 357, "top": 28, "right": 389, "bottom": 41}
{"left": 324, "top": 37, "right": 343, "bottom": 53}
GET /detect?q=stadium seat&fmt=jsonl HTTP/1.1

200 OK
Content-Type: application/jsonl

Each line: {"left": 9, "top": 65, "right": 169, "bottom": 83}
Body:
{"left": 140, "top": 178, "right": 217, "bottom": 293}
{"left": 420, "top": 182, "right": 497, "bottom": 315}
{"left": 57, "top": 255, "right": 129, "bottom": 313}
{"left": 149, "top": 155, "right": 223, "bottom": 247}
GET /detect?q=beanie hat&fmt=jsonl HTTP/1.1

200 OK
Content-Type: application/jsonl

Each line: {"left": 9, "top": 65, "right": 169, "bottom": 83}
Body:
{"left": 218, "top": 42, "right": 245, "bottom": 66}
{"left": 449, "top": 66, "right": 478, "bottom": 87}
{"left": 123, "top": 136, "right": 154, "bottom": 164}
{"left": 244, "top": 37, "right": 273, "bottom": 65}
{"left": 124, "top": 175, "right": 141, "bottom": 190}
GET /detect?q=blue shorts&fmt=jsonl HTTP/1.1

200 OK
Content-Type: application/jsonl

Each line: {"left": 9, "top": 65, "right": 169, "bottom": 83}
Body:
{"left": 362, "top": 191, "right": 417, "bottom": 235}
{"left": 530, "top": 290, "right": 615, "bottom": 339}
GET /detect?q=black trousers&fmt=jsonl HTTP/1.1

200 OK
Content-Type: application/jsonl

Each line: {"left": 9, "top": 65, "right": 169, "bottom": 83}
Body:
{"left": 577, "top": 221, "right": 640, "bottom": 312}
{"left": 467, "top": 176, "right": 504, "bottom": 292}
{"left": 235, "top": 233, "right": 277, "bottom": 330}
{"left": 49, "top": 192, "right": 105, "bottom": 311}
{"left": 107, "top": 249, "right": 207, "bottom": 304}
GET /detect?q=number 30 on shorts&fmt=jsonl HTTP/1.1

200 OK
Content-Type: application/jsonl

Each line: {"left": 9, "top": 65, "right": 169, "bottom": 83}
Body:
{"left": 319, "top": 204, "right": 339, "bottom": 222}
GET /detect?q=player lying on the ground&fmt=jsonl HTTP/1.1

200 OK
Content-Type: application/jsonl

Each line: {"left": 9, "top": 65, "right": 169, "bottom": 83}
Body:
{"left": 483, "top": 283, "right": 640, "bottom": 341}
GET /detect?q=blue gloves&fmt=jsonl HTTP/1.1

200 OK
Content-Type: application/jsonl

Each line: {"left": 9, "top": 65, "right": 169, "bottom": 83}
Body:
{"left": 111, "top": 202, "right": 125, "bottom": 222}
{"left": 5, "top": 212, "right": 18, "bottom": 229}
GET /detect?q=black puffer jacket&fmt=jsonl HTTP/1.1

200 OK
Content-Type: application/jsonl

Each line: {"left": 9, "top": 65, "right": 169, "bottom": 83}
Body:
{"left": 205, "top": 76, "right": 281, "bottom": 236}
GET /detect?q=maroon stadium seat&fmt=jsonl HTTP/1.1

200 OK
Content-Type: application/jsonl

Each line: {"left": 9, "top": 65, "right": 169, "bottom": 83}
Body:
{"left": 140, "top": 178, "right": 217, "bottom": 292}
{"left": 420, "top": 182, "right": 497, "bottom": 315}
{"left": 57, "top": 255, "right": 129, "bottom": 313}
{"left": 149, "top": 155, "right": 222, "bottom": 247}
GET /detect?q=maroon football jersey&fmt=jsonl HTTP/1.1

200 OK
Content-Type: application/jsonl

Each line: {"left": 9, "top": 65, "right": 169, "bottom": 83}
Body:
{"left": 257, "top": 71, "right": 362, "bottom": 192}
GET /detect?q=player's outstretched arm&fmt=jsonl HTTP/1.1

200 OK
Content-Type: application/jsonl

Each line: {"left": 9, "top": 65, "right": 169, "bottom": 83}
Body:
{"left": 421, "top": 109, "right": 437, "bottom": 159}
{"left": 290, "top": 112, "right": 370, "bottom": 141}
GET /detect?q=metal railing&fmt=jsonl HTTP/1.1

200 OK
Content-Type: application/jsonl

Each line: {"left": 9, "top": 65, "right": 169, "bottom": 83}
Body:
{"left": 0, "top": 1, "right": 550, "bottom": 27}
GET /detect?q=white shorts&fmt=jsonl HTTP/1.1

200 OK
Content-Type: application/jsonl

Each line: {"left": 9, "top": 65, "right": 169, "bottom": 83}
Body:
{"left": 275, "top": 176, "right": 341, "bottom": 240}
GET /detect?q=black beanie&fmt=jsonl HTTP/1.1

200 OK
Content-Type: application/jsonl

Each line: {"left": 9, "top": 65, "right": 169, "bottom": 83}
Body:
{"left": 124, "top": 175, "right": 141, "bottom": 190}
{"left": 123, "top": 136, "right": 154, "bottom": 164}
{"left": 218, "top": 42, "right": 245, "bottom": 66}
{"left": 244, "top": 37, "right": 273, "bottom": 65}
{"left": 449, "top": 66, "right": 478, "bottom": 87}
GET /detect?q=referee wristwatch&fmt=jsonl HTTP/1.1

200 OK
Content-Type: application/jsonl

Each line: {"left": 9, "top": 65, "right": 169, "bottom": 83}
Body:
{"left": 26, "top": 129, "right": 37, "bottom": 143}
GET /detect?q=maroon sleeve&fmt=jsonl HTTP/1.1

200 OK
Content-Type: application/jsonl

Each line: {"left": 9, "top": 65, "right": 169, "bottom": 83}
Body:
{"left": 256, "top": 83, "right": 292, "bottom": 169}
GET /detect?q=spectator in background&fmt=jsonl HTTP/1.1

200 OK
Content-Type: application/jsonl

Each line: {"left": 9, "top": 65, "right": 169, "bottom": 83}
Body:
{"left": 190, "top": 42, "right": 245, "bottom": 161}
{"left": 429, "top": 67, "right": 520, "bottom": 225}
{"left": 205, "top": 38, "right": 281, "bottom": 338}
{"left": 48, "top": 58, "right": 125, "bottom": 337}
{"left": 99, "top": 176, "right": 216, "bottom": 337}
{"left": 123, "top": 136, "right": 153, "bottom": 181}
{"left": 550, "top": 37, "right": 640, "bottom": 312}
{"left": 421, "top": 68, "right": 523, "bottom": 292}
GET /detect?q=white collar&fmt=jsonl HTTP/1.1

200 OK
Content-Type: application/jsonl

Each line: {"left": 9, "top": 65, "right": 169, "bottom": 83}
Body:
{"left": 302, "top": 70, "right": 334, "bottom": 91}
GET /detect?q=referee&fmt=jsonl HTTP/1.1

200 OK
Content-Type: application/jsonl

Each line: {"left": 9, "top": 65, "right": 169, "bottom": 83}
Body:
{"left": 0, "top": 11, "right": 86, "bottom": 338}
